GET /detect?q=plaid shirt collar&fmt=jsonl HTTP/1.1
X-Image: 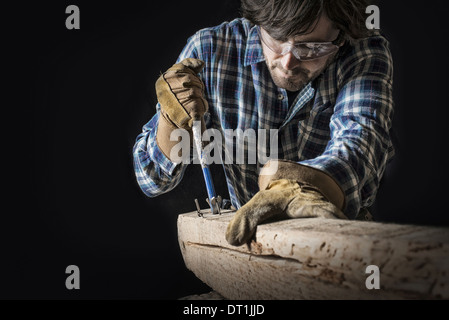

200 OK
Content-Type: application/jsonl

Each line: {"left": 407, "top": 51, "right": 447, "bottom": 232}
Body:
{"left": 244, "top": 25, "right": 265, "bottom": 67}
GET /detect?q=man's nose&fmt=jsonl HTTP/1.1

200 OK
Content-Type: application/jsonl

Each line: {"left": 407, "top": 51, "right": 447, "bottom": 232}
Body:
{"left": 280, "top": 52, "right": 301, "bottom": 70}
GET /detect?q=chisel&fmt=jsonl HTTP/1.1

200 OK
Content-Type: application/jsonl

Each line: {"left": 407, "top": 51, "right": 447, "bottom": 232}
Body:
{"left": 192, "top": 121, "right": 221, "bottom": 214}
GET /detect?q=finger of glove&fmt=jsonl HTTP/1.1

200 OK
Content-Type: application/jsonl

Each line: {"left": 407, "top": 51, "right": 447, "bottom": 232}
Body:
{"left": 163, "top": 71, "right": 208, "bottom": 116}
{"left": 266, "top": 179, "right": 300, "bottom": 191}
{"left": 171, "top": 85, "right": 208, "bottom": 114}
{"left": 166, "top": 59, "right": 205, "bottom": 77}
{"left": 163, "top": 70, "right": 204, "bottom": 91}
{"left": 156, "top": 75, "right": 207, "bottom": 129}
{"left": 286, "top": 188, "right": 348, "bottom": 220}
{"left": 225, "top": 186, "right": 298, "bottom": 246}
{"left": 179, "top": 58, "right": 205, "bottom": 74}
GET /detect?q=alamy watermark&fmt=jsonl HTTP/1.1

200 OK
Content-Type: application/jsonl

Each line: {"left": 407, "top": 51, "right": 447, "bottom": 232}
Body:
{"left": 65, "top": 5, "right": 80, "bottom": 30}
{"left": 365, "top": 265, "right": 380, "bottom": 289}
{"left": 64, "top": 4, "right": 380, "bottom": 31}
{"left": 169, "top": 121, "right": 279, "bottom": 174}
{"left": 65, "top": 265, "right": 80, "bottom": 290}
{"left": 366, "top": 5, "right": 380, "bottom": 30}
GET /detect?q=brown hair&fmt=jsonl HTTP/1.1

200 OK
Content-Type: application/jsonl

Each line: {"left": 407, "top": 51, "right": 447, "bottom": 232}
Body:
{"left": 241, "top": 0, "right": 372, "bottom": 41}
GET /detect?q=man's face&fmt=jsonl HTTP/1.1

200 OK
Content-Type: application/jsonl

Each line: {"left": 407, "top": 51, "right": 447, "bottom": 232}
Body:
{"left": 261, "top": 13, "right": 341, "bottom": 92}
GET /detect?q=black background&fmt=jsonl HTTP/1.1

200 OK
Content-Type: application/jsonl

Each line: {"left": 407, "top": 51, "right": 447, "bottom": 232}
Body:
{"left": 2, "top": 0, "right": 448, "bottom": 299}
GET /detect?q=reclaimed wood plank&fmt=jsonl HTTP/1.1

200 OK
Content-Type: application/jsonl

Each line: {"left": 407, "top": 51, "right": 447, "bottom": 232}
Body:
{"left": 178, "top": 211, "right": 449, "bottom": 299}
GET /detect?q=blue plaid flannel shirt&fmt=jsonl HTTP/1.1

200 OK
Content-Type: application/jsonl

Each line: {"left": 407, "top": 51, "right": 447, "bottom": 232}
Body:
{"left": 133, "top": 18, "right": 394, "bottom": 219}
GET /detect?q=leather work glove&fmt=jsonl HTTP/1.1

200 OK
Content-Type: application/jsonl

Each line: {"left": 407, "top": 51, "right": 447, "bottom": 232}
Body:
{"left": 155, "top": 58, "right": 208, "bottom": 160}
{"left": 225, "top": 160, "right": 347, "bottom": 246}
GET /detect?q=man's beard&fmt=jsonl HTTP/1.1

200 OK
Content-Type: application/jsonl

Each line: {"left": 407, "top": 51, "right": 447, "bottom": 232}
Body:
{"left": 268, "top": 64, "right": 312, "bottom": 92}
{"left": 266, "top": 55, "right": 336, "bottom": 92}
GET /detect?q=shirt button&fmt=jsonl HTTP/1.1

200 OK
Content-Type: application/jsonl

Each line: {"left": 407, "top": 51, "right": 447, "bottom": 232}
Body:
{"left": 277, "top": 94, "right": 284, "bottom": 101}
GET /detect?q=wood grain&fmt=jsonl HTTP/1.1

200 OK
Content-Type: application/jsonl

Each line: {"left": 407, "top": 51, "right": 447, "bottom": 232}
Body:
{"left": 178, "top": 211, "right": 449, "bottom": 299}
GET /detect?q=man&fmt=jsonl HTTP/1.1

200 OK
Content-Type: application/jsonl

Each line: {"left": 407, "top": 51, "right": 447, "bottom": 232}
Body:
{"left": 133, "top": 0, "right": 394, "bottom": 246}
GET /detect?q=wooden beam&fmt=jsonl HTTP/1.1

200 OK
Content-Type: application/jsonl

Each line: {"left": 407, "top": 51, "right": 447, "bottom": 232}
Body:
{"left": 177, "top": 210, "right": 449, "bottom": 300}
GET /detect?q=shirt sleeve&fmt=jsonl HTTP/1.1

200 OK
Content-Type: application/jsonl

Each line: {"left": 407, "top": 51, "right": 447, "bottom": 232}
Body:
{"left": 132, "top": 109, "right": 186, "bottom": 197}
{"left": 132, "top": 33, "right": 202, "bottom": 197}
{"left": 300, "top": 35, "right": 395, "bottom": 218}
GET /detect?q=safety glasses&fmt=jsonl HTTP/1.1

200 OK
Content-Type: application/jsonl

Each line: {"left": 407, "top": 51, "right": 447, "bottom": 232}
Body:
{"left": 258, "top": 27, "right": 343, "bottom": 61}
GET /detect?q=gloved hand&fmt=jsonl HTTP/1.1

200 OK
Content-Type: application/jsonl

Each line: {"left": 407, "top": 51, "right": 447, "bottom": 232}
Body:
{"left": 155, "top": 58, "right": 208, "bottom": 160}
{"left": 225, "top": 160, "right": 347, "bottom": 246}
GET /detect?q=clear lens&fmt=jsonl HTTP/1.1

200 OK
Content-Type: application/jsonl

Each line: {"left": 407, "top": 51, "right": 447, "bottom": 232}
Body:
{"left": 259, "top": 27, "right": 339, "bottom": 61}
{"left": 285, "top": 43, "right": 339, "bottom": 61}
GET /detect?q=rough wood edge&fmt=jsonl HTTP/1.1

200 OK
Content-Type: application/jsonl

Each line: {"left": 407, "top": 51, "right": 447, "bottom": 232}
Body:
{"left": 178, "top": 211, "right": 449, "bottom": 299}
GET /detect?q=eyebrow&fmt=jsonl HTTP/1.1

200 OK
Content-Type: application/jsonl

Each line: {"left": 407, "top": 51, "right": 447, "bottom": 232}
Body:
{"left": 291, "top": 34, "right": 335, "bottom": 43}
{"left": 262, "top": 27, "right": 338, "bottom": 44}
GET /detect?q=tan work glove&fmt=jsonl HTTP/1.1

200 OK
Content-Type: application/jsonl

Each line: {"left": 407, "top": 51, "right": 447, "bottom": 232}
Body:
{"left": 155, "top": 58, "right": 208, "bottom": 160}
{"left": 226, "top": 160, "right": 347, "bottom": 246}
